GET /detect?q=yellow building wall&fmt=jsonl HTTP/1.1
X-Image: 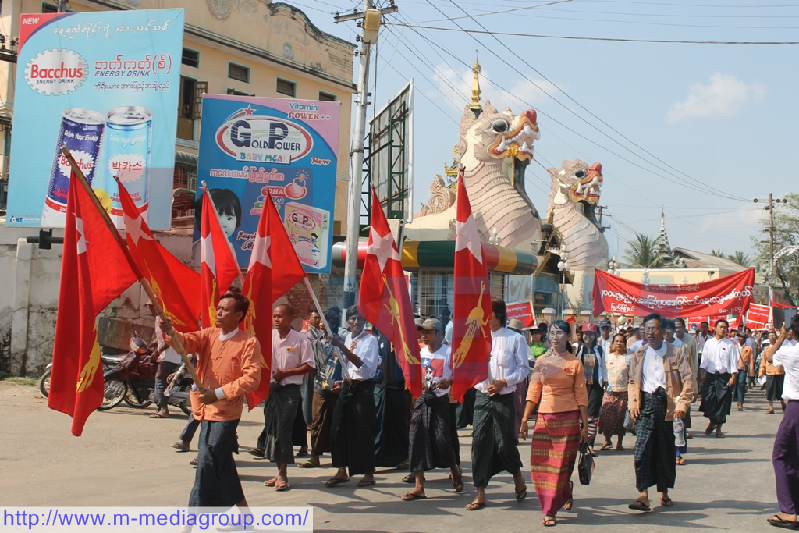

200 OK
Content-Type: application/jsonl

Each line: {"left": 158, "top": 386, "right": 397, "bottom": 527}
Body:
{"left": 614, "top": 268, "right": 741, "bottom": 286}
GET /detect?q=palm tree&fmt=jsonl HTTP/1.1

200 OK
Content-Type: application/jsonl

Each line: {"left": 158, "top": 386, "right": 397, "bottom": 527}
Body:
{"left": 623, "top": 234, "right": 661, "bottom": 268}
{"left": 711, "top": 249, "right": 725, "bottom": 258}
{"left": 727, "top": 251, "right": 751, "bottom": 267}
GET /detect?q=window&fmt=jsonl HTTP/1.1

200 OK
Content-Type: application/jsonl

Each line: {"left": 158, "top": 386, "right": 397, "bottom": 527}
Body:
{"left": 181, "top": 48, "right": 200, "bottom": 68}
{"left": 228, "top": 62, "right": 250, "bottom": 83}
{"left": 177, "top": 77, "right": 207, "bottom": 141}
{"left": 227, "top": 88, "right": 253, "bottom": 96}
{"left": 318, "top": 91, "right": 337, "bottom": 102}
{"left": 276, "top": 78, "right": 296, "bottom": 97}
{"left": 42, "top": 2, "right": 58, "bottom": 12}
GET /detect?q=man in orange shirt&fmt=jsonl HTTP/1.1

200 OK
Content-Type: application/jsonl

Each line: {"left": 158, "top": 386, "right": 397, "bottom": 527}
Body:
{"left": 735, "top": 332, "right": 755, "bottom": 411}
{"left": 166, "top": 288, "right": 261, "bottom": 508}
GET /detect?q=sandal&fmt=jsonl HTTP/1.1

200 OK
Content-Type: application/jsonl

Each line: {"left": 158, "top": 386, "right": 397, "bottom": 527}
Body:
{"left": 299, "top": 460, "right": 320, "bottom": 468}
{"left": 600, "top": 442, "right": 613, "bottom": 451}
{"left": 564, "top": 481, "right": 574, "bottom": 511}
{"left": 264, "top": 477, "right": 278, "bottom": 487}
{"left": 465, "top": 502, "right": 486, "bottom": 511}
{"left": 149, "top": 412, "right": 169, "bottom": 419}
{"left": 451, "top": 472, "right": 464, "bottom": 493}
{"left": 402, "top": 473, "right": 415, "bottom": 483}
{"left": 248, "top": 448, "right": 265, "bottom": 458}
{"left": 661, "top": 497, "right": 674, "bottom": 507}
{"left": 616, "top": 445, "right": 624, "bottom": 451}
{"left": 324, "top": 477, "right": 349, "bottom": 487}
{"left": 628, "top": 498, "right": 651, "bottom": 512}
{"left": 275, "top": 480, "right": 290, "bottom": 492}
{"left": 766, "top": 409, "right": 775, "bottom": 414}
{"left": 401, "top": 491, "right": 427, "bottom": 501}
{"left": 543, "top": 516, "right": 556, "bottom": 527}
{"left": 705, "top": 424, "right": 716, "bottom": 435}
{"left": 676, "top": 457, "right": 685, "bottom": 465}
{"left": 715, "top": 432, "right": 725, "bottom": 439}
{"left": 516, "top": 486, "right": 528, "bottom": 502}
{"left": 357, "top": 478, "right": 376, "bottom": 487}
{"left": 767, "top": 515, "right": 799, "bottom": 528}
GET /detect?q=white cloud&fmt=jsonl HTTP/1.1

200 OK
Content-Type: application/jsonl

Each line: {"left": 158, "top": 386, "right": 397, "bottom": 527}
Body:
{"left": 667, "top": 73, "right": 765, "bottom": 123}
{"left": 431, "top": 62, "right": 556, "bottom": 112}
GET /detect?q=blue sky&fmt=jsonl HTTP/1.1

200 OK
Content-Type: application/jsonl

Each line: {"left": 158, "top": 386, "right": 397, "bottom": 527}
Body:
{"left": 301, "top": 0, "right": 796, "bottom": 264}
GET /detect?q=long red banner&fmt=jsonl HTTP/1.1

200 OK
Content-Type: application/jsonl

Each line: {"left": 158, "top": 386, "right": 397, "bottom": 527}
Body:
{"left": 591, "top": 268, "right": 755, "bottom": 318}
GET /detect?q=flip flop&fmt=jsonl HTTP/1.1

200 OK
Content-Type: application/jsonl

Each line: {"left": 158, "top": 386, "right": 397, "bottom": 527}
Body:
{"left": 767, "top": 515, "right": 799, "bottom": 528}
{"left": 661, "top": 497, "right": 674, "bottom": 507}
{"left": 563, "top": 481, "right": 574, "bottom": 510}
{"left": 324, "top": 477, "right": 349, "bottom": 487}
{"left": 600, "top": 442, "right": 613, "bottom": 450}
{"left": 716, "top": 432, "right": 726, "bottom": 439}
{"left": 401, "top": 491, "right": 427, "bottom": 501}
{"left": 628, "top": 499, "right": 651, "bottom": 512}
{"left": 275, "top": 480, "right": 290, "bottom": 492}
{"left": 357, "top": 479, "right": 376, "bottom": 487}
{"left": 705, "top": 425, "right": 716, "bottom": 435}
{"left": 248, "top": 448, "right": 265, "bottom": 458}
{"left": 299, "top": 460, "right": 320, "bottom": 468}
{"left": 402, "top": 473, "right": 415, "bottom": 483}
{"left": 516, "top": 486, "right": 528, "bottom": 503}
{"left": 465, "top": 502, "right": 486, "bottom": 511}
{"left": 264, "top": 478, "right": 278, "bottom": 487}
{"left": 149, "top": 413, "right": 169, "bottom": 419}
{"left": 543, "top": 516, "right": 556, "bottom": 527}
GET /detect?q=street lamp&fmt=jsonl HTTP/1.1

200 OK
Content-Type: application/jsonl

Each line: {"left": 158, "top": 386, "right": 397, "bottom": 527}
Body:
{"left": 608, "top": 256, "right": 617, "bottom": 275}
{"left": 642, "top": 269, "right": 650, "bottom": 286}
{"left": 558, "top": 253, "right": 570, "bottom": 319}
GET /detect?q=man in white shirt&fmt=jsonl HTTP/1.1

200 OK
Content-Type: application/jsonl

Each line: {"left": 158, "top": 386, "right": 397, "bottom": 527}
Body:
{"left": 257, "top": 304, "right": 314, "bottom": 492}
{"left": 699, "top": 319, "right": 739, "bottom": 438}
{"left": 146, "top": 300, "right": 184, "bottom": 419}
{"left": 600, "top": 318, "right": 614, "bottom": 358}
{"left": 327, "top": 305, "right": 380, "bottom": 488}
{"left": 696, "top": 321, "right": 711, "bottom": 362}
{"left": 467, "top": 298, "right": 529, "bottom": 511}
{"left": 768, "top": 317, "right": 799, "bottom": 527}
{"left": 403, "top": 318, "right": 463, "bottom": 501}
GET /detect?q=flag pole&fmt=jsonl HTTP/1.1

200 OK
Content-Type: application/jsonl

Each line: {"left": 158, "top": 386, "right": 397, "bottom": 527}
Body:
{"left": 60, "top": 146, "right": 205, "bottom": 393}
{"left": 303, "top": 277, "right": 333, "bottom": 337}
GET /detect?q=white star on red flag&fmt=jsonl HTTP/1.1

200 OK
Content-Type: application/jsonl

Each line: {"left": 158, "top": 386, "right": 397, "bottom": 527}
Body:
{"left": 201, "top": 234, "right": 216, "bottom": 277}
{"left": 123, "top": 210, "right": 154, "bottom": 246}
{"left": 75, "top": 217, "right": 87, "bottom": 255}
{"left": 455, "top": 213, "right": 483, "bottom": 264}
{"left": 367, "top": 227, "right": 400, "bottom": 272}
{"left": 249, "top": 234, "right": 272, "bottom": 269}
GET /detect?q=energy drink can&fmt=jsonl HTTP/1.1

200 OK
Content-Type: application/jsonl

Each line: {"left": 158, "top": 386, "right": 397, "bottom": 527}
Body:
{"left": 101, "top": 106, "right": 153, "bottom": 222}
{"left": 41, "top": 108, "right": 105, "bottom": 226}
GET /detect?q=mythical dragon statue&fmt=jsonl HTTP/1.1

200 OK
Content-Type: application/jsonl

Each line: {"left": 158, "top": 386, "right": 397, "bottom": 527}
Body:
{"left": 406, "top": 101, "right": 543, "bottom": 255}
{"left": 547, "top": 159, "right": 609, "bottom": 309}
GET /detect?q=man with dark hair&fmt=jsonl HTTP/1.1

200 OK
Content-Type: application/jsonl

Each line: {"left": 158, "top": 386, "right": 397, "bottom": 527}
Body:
{"left": 326, "top": 306, "right": 380, "bottom": 487}
{"left": 767, "top": 316, "right": 799, "bottom": 527}
{"left": 699, "top": 319, "right": 739, "bottom": 438}
{"left": 735, "top": 331, "right": 755, "bottom": 411}
{"left": 467, "top": 297, "right": 529, "bottom": 510}
{"left": 696, "top": 321, "right": 711, "bottom": 363}
{"left": 627, "top": 313, "right": 693, "bottom": 511}
{"left": 164, "top": 290, "right": 261, "bottom": 509}
{"left": 257, "top": 304, "right": 314, "bottom": 492}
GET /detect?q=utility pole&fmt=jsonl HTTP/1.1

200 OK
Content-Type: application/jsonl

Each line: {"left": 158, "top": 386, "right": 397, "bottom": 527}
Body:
{"left": 336, "top": 0, "right": 397, "bottom": 308}
{"left": 754, "top": 193, "right": 787, "bottom": 281}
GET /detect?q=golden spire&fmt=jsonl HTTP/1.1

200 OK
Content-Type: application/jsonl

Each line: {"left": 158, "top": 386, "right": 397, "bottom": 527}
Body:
{"left": 470, "top": 52, "right": 482, "bottom": 112}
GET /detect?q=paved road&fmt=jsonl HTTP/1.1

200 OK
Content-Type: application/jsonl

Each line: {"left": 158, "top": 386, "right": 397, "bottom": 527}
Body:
{"left": 0, "top": 381, "right": 785, "bottom": 532}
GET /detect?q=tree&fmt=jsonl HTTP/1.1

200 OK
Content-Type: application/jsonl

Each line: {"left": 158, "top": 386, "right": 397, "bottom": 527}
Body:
{"left": 711, "top": 249, "right": 725, "bottom": 258}
{"left": 727, "top": 251, "right": 751, "bottom": 267}
{"left": 752, "top": 193, "right": 799, "bottom": 304}
{"left": 623, "top": 233, "right": 661, "bottom": 268}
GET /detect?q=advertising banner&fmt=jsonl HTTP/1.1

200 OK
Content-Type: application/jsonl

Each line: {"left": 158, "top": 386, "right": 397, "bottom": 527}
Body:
{"left": 196, "top": 94, "right": 340, "bottom": 274}
{"left": 5, "top": 9, "right": 184, "bottom": 229}
{"left": 506, "top": 301, "right": 535, "bottom": 329}
{"left": 591, "top": 268, "right": 755, "bottom": 319}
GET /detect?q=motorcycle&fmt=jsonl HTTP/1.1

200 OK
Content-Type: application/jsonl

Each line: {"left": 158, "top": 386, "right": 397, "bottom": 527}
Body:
{"left": 99, "top": 326, "right": 192, "bottom": 415}
{"left": 38, "top": 346, "right": 127, "bottom": 399}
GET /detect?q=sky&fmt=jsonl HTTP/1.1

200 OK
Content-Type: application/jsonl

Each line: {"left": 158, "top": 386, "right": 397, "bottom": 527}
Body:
{"left": 299, "top": 0, "right": 796, "bottom": 265}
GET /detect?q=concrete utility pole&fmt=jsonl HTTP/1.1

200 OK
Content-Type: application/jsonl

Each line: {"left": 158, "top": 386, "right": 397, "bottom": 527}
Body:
{"left": 336, "top": 0, "right": 397, "bottom": 308}
{"left": 754, "top": 193, "right": 787, "bottom": 280}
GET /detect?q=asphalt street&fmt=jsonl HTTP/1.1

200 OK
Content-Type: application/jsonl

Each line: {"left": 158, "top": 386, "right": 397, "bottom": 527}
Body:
{"left": 0, "top": 381, "right": 785, "bottom": 532}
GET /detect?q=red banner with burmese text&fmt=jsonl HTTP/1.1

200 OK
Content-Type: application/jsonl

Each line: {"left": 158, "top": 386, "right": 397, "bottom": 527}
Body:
{"left": 591, "top": 268, "right": 755, "bottom": 319}
{"left": 506, "top": 301, "right": 536, "bottom": 329}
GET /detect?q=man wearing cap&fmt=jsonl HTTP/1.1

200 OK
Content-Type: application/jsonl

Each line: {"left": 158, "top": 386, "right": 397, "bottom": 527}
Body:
{"left": 146, "top": 300, "right": 183, "bottom": 419}
{"left": 628, "top": 324, "right": 645, "bottom": 354}
{"left": 402, "top": 318, "right": 463, "bottom": 500}
{"left": 577, "top": 322, "right": 608, "bottom": 454}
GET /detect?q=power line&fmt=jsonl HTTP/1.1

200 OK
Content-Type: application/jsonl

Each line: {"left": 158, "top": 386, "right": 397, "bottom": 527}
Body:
{"left": 385, "top": 22, "right": 799, "bottom": 45}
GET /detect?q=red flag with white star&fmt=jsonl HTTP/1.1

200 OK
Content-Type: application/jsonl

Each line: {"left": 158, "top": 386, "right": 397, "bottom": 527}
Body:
{"left": 49, "top": 171, "right": 138, "bottom": 435}
{"left": 199, "top": 190, "right": 241, "bottom": 328}
{"left": 242, "top": 193, "right": 305, "bottom": 409}
{"left": 451, "top": 168, "right": 492, "bottom": 402}
{"left": 120, "top": 182, "right": 200, "bottom": 332}
{"left": 358, "top": 189, "right": 422, "bottom": 397}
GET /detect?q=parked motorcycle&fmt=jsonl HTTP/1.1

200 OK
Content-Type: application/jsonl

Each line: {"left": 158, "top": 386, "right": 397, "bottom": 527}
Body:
{"left": 100, "top": 327, "right": 192, "bottom": 415}
{"left": 38, "top": 346, "right": 127, "bottom": 399}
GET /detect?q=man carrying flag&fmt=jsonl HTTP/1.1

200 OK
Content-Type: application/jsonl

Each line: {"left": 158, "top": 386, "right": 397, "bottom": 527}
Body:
{"left": 48, "top": 172, "right": 138, "bottom": 436}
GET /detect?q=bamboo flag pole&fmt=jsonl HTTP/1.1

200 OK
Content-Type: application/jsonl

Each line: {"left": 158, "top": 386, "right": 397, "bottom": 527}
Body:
{"left": 304, "top": 277, "right": 333, "bottom": 337}
{"left": 60, "top": 146, "right": 205, "bottom": 393}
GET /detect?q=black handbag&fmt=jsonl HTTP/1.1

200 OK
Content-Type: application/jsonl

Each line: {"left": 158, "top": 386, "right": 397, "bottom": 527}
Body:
{"left": 577, "top": 443, "right": 595, "bottom": 485}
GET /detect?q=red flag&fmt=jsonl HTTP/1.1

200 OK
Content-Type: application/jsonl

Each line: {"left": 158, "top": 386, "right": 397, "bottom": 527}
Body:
{"left": 48, "top": 173, "right": 138, "bottom": 435}
{"left": 358, "top": 189, "right": 422, "bottom": 397}
{"left": 451, "top": 169, "right": 492, "bottom": 402}
{"left": 120, "top": 182, "right": 200, "bottom": 332}
{"left": 269, "top": 202, "right": 306, "bottom": 303}
{"left": 199, "top": 190, "right": 241, "bottom": 328}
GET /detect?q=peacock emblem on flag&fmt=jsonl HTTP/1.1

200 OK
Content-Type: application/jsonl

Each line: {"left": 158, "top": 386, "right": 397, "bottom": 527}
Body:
{"left": 76, "top": 328, "right": 102, "bottom": 393}
{"left": 452, "top": 281, "right": 489, "bottom": 369}
{"left": 381, "top": 274, "right": 420, "bottom": 365}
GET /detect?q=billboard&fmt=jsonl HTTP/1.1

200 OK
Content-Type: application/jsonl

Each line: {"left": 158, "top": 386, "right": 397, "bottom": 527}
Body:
{"left": 195, "top": 94, "right": 340, "bottom": 274}
{"left": 5, "top": 9, "right": 184, "bottom": 229}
